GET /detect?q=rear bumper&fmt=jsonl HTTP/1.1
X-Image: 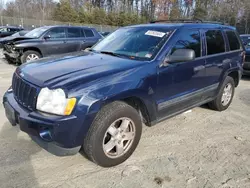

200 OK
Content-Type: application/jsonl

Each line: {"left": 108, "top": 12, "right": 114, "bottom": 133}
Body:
{"left": 3, "top": 91, "right": 82, "bottom": 156}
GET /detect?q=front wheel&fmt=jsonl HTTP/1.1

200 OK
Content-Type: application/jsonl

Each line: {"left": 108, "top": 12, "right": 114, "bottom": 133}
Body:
{"left": 208, "top": 76, "right": 235, "bottom": 111}
{"left": 21, "top": 50, "right": 41, "bottom": 64}
{"left": 83, "top": 101, "right": 142, "bottom": 167}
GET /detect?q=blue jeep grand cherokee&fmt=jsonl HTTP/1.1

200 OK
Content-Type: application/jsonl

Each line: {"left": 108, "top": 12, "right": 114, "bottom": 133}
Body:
{"left": 3, "top": 20, "right": 244, "bottom": 167}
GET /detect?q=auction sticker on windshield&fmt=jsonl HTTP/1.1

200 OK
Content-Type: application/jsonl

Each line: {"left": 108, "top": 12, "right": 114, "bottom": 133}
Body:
{"left": 145, "top": 30, "right": 166, "bottom": 38}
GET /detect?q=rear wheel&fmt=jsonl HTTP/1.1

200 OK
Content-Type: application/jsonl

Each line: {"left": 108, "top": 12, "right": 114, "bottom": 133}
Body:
{"left": 83, "top": 101, "right": 142, "bottom": 167}
{"left": 21, "top": 50, "right": 41, "bottom": 64}
{"left": 208, "top": 76, "right": 235, "bottom": 111}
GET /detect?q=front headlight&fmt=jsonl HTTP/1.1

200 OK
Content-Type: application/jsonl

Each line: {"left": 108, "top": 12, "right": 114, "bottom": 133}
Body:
{"left": 36, "top": 88, "right": 76, "bottom": 115}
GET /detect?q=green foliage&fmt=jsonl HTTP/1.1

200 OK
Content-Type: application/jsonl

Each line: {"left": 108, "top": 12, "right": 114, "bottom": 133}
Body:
{"left": 54, "top": 0, "right": 78, "bottom": 22}
{"left": 53, "top": 0, "right": 147, "bottom": 26}
{"left": 170, "top": 5, "right": 181, "bottom": 19}
{"left": 193, "top": 7, "right": 207, "bottom": 20}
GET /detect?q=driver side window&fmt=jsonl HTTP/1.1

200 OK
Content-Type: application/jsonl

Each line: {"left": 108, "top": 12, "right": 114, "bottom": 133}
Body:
{"left": 171, "top": 30, "right": 201, "bottom": 58}
{"left": 46, "top": 28, "right": 66, "bottom": 39}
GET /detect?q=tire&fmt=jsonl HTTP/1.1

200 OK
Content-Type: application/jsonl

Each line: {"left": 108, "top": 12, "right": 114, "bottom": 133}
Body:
{"left": 83, "top": 101, "right": 142, "bottom": 167}
{"left": 21, "top": 50, "right": 41, "bottom": 64}
{"left": 208, "top": 76, "right": 235, "bottom": 111}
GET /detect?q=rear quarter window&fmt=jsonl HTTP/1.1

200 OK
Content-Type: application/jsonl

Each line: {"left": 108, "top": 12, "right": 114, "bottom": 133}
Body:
{"left": 67, "top": 28, "right": 81, "bottom": 38}
{"left": 226, "top": 30, "right": 241, "bottom": 51}
{"left": 84, "top": 29, "right": 94, "bottom": 37}
{"left": 205, "top": 30, "right": 225, "bottom": 55}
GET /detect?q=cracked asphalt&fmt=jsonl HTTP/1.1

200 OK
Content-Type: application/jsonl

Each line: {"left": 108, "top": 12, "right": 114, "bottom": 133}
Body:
{"left": 0, "top": 49, "right": 250, "bottom": 188}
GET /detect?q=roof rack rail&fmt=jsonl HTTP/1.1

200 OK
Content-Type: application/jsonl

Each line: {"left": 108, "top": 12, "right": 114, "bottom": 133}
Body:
{"left": 150, "top": 19, "right": 227, "bottom": 25}
{"left": 150, "top": 19, "right": 203, "bottom": 24}
{"left": 202, "top": 21, "right": 228, "bottom": 25}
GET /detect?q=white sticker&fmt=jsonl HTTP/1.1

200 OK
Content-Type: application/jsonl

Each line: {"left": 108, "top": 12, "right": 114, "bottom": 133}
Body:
{"left": 145, "top": 53, "right": 152, "bottom": 58}
{"left": 145, "top": 30, "right": 166, "bottom": 38}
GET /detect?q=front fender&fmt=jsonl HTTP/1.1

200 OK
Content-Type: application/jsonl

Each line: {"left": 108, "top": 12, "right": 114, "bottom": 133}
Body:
{"left": 69, "top": 64, "right": 157, "bottom": 145}
{"left": 15, "top": 43, "right": 38, "bottom": 49}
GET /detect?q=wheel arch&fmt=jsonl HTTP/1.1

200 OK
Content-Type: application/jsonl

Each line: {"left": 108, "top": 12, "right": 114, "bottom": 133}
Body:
{"left": 23, "top": 47, "right": 42, "bottom": 56}
{"left": 121, "top": 96, "right": 152, "bottom": 126}
{"left": 227, "top": 70, "right": 240, "bottom": 87}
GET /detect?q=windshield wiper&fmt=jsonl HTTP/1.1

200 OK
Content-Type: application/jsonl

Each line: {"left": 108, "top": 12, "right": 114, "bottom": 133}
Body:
{"left": 99, "top": 51, "right": 138, "bottom": 60}
{"left": 99, "top": 51, "right": 122, "bottom": 57}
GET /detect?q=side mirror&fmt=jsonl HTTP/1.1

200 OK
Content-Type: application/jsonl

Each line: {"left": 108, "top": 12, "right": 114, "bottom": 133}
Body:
{"left": 163, "top": 49, "right": 195, "bottom": 66}
{"left": 44, "top": 35, "right": 51, "bottom": 40}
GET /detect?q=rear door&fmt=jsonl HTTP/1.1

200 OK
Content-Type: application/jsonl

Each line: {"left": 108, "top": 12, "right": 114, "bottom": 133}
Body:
{"left": 82, "top": 28, "right": 98, "bottom": 49}
{"left": 65, "top": 27, "right": 82, "bottom": 52}
{"left": 42, "top": 27, "right": 68, "bottom": 56}
{"left": 204, "top": 29, "right": 229, "bottom": 90}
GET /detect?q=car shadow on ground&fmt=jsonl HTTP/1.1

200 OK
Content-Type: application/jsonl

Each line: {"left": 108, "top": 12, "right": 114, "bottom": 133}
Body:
{"left": 239, "top": 89, "right": 250, "bottom": 106}
{"left": 1, "top": 58, "right": 19, "bottom": 67}
{"left": 0, "top": 121, "right": 41, "bottom": 188}
{"left": 241, "top": 75, "right": 250, "bottom": 81}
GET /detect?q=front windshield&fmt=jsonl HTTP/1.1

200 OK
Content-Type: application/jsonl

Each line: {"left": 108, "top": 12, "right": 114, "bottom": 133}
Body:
{"left": 25, "top": 27, "right": 48, "bottom": 38}
{"left": 93, "top": 27, "right": 173, "bottom": 60}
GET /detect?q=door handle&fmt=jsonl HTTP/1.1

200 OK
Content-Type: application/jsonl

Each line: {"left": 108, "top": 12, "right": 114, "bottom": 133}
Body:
{"left": 194, "top": 65, "right": 205, "bottom": 72}
{"left": 63, "top": 41, "right": 67, "bottom": 43}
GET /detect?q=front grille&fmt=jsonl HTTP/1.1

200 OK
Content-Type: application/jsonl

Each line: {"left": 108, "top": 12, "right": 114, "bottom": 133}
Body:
{"left": 12, "top": 73, "right": 38, "bottom": 110}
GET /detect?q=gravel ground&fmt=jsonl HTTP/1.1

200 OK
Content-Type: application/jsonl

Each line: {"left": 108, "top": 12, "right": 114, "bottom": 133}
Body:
{"left": 0, "top": 49, "right": 250, "bottom": 188}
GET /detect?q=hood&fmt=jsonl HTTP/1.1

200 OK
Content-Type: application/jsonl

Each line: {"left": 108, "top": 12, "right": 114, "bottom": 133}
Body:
{"left": 18, "top": 51, "right": 145, "bottom": 88}
{"left": 0, "top": 36, "right": 34, "bottom": 45}
{"left": 13, "top": 37, "right": 39, "bottom": 44}
{"left": 0, "top": 35, "right": 15, "bottom": 43}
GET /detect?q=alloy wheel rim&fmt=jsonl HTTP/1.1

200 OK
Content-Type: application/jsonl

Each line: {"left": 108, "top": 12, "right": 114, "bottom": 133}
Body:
{"left": 26, "top": 54, "right": 39, "bottom": 62}
{"left": 102, "top": 117, "right": 136, "bottom": 159}
{"left": 221, "top": 83, "right": 233, "bottom": 106}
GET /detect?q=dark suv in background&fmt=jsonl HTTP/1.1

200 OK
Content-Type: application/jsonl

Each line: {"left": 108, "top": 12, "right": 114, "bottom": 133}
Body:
{"left": 0, "top": 26, "right": 23, "bottom": 38}
{"left": 3, "top": 25, "right": 102, "bottom": 64}
{"left": 3, "top": 20, "right": 244, "bottom": 167}
{"left": 240, "top": 34, "right": 250, "bottom": 75}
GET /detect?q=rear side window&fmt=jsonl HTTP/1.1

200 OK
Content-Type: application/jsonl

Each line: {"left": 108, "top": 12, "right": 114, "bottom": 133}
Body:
{"left": 226, "top": 30, "right": 241, "bottom": 51}
{"left": 84, "top": 29, "right": 94, "bottom": 37}
{"left": 205, "top": 30, "right": 225, "bottom": 55}
{"left": 171, "top": 29, "right": 201, "bottom": 58}
{"left": 47, "top": 28, "right": 66, "bottom": 38}
{"left": 67, "top": 28, "right": 81, "bottom": 38}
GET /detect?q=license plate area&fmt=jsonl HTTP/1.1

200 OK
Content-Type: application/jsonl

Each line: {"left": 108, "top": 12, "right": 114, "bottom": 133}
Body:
{"left": 4, "top": 102, "right": 17, "bottom": 126}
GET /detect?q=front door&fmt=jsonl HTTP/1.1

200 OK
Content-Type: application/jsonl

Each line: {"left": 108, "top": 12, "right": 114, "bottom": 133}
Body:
{"left": 42, "top": 27, "right": 69, "bottom": 56}
{"left": 156, "top": 29, "right": 207, "bottom": 120}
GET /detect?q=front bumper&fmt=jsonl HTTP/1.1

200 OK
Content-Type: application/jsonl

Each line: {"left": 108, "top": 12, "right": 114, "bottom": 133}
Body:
{"left": 3, "top": 51, "right": 20, "bottom": 62}
{"left": 3, "top": 91, "right": 82, "bottom": 156}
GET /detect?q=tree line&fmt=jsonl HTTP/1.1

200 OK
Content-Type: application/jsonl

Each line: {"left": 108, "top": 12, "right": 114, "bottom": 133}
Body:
{"left": 0, "top": 0, "right": 250, "bottom": 33}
